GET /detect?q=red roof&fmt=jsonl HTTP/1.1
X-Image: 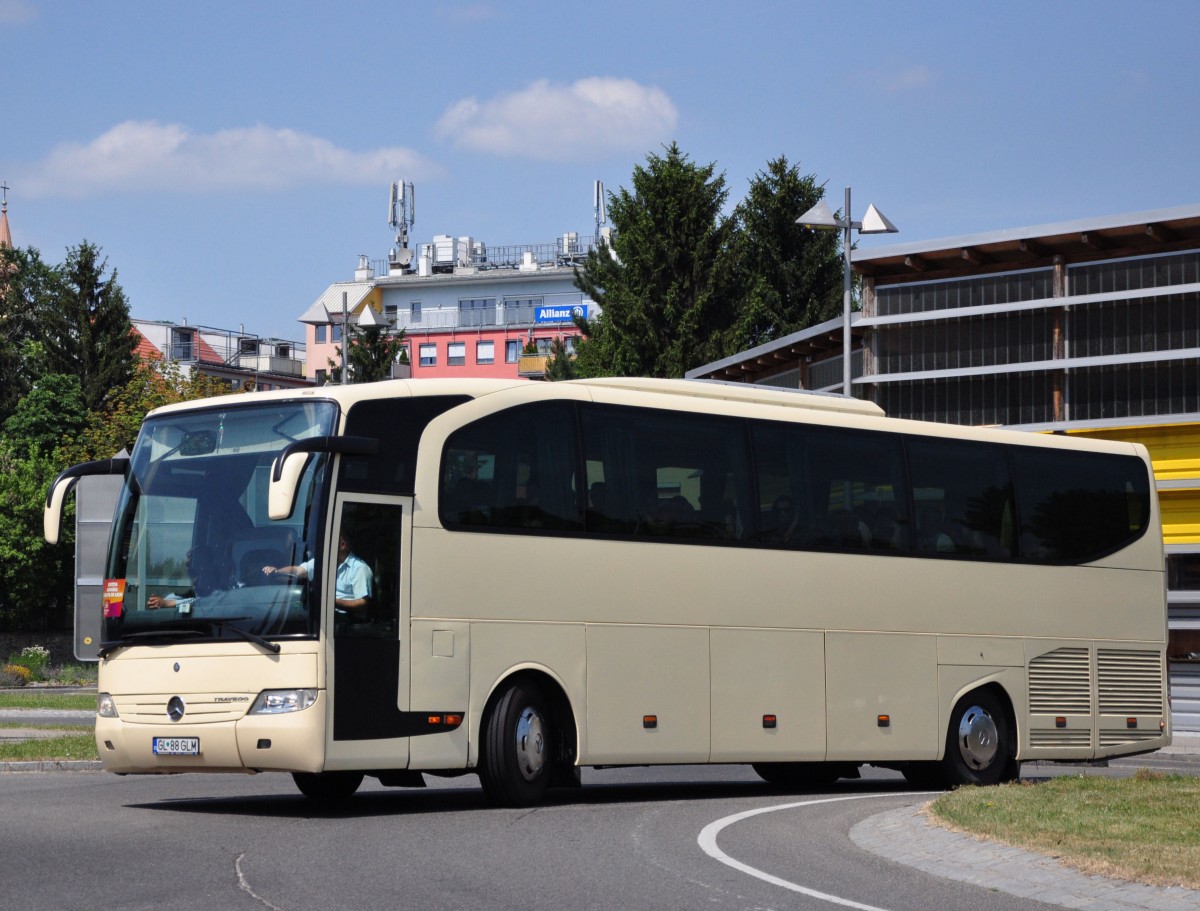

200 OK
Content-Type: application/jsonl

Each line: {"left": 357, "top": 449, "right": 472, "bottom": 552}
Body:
{"left": 132, "top": 327, "right": 162, "bottom": 360}
{"left": 194, "top": 334, "right": 223, "bottom": 365}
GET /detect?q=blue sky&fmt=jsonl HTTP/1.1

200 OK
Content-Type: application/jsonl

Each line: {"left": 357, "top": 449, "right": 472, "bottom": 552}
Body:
{"left": 3, "top": 1, "right": 1198, "bottom": 340}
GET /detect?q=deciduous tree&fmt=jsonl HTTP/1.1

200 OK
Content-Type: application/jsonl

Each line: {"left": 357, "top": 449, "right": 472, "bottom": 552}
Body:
{"left": 59, "top": 356, "right": 234, "bottom": 464}
{"left": 0, "top": 246, "right": 60, "bottom": 423}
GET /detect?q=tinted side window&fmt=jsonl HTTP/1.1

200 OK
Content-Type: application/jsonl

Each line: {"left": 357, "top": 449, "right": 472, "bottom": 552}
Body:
{"left": 1011, "top": 448, "right": 1150, "bottom": 563}
{"left": 342, "top": 396, "right": 470, "bottom": 494}
{"left": 906, "top": 437, "right": 1016, "bottom": 558}
{"left": 580, "top": 405, "right": 752, "bottom": 542}
{"left": 441, "top": 402, "right": 583, "bottom": 532}
{"left": 753, "top": 423, "right": 910, "bottom": 551}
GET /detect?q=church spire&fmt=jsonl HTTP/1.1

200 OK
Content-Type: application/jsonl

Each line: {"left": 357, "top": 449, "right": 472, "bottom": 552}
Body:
{"left": 0, "top": 182, "right": 11, "bottom": 249}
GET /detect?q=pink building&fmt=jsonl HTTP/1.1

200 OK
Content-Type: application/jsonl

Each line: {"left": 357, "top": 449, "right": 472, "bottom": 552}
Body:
{"left": 301, "top": 237, "right": 599, "bottom": 383}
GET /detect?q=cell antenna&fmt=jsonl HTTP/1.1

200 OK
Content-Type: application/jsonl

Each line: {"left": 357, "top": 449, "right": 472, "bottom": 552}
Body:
{"left": 594, "top": 180, "right": 607, "bottom": 237}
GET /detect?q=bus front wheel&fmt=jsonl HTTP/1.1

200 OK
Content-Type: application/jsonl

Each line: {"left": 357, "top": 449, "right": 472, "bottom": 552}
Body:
{"left": 480, "top": 681, "right": 552, "bottom": 807}
{"left": 292, "top": 770, "right": 364, "bottom": 802}
{"left": 938, "top": 689, "right": 1014, "bottom": 787}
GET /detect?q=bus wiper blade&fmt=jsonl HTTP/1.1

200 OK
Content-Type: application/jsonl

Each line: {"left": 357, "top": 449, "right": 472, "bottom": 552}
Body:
{"left": 201, "top": 618, "right": 282, "bottom": 654}
{"left": 97, "top": 629, "right": 199, "bottom": 658}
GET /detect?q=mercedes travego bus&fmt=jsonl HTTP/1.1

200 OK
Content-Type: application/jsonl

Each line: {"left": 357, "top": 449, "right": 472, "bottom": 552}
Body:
{"left": 44, "top": 377, "right": 1170, "bottom": 805}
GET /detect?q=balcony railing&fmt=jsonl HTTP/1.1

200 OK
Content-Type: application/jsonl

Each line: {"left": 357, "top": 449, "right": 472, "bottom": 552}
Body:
{"left": 517, "top": 354, "right": 550, "bottom": 377}
{"left": 234, "top": 353, "right": 305, "bottom": 377}
{"left": 371, "top": 234, "right": 600, "bottom": 279}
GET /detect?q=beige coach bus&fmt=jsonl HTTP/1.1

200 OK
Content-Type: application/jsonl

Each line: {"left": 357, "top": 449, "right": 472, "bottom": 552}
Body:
{"left": 44, "top": 377, "right": 1169, "bottom": 805}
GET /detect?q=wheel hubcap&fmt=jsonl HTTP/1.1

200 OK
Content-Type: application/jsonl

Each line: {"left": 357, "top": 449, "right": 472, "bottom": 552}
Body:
{"left": 514, "top": 706, "right": 546, "bottom": 781}
{"left": 957, "top": 705, "right": 999, "bottom": 770}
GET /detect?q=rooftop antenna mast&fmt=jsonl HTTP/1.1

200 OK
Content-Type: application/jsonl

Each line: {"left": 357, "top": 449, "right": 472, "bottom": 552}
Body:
{"left": 388, "top": 180, "right": 415, "bottom": 271}
{"left": 593, "top": 179, "right": 607, "bottom": 240}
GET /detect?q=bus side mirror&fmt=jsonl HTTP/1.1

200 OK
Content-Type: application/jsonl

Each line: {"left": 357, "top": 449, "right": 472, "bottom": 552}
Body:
{"left": 43, "top": 458, "right": 130, "bottom": 544}
{"left": 269, "top": 452, "right": 311, "bottom": 521}
{"left": 268, "top": 435, "right": 379, "bottom": 521}
{"left": 44, "top": 476, "right": 77, "bottom": 545}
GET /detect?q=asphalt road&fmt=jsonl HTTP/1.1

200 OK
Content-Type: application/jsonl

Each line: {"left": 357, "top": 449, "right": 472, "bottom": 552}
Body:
{"left": 1, "top": 765, "right": 1080, "bottom": 911}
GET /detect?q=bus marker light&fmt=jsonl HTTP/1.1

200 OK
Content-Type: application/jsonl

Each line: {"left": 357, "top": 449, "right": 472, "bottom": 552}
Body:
{"left": 762, "top": 715, "right": 777, "bottom": 729}
{"left": 877, "top": 715, "right": 890, "bottom": 728}
{"left": 257, "top": 739, "right": 271, "bottom": 749}
{"left": 1055, "top": 717, "right": 1067, "bottom": 728}
{"left": 643, "top": 715, "right": 658, "bottom": 729}
{"left": 1127, "top": 718, "right": 1137, "bottom": 729}
{"left": 428, "top": 715, "right": 443, "bottom": 725}
{"left": 445, "top": 714, "right": 463, "bottom": 727}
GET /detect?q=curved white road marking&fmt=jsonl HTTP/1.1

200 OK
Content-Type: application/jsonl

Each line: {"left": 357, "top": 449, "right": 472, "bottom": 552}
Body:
{"left": 698, "top": 792, "right": 931, "bottom": 911}
{"left": 235, "top": 853, "right": 285, "bottom": 911}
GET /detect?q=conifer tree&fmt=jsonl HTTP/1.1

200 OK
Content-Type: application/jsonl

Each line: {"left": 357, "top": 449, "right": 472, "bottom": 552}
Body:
{"left": 573, "top": 143, "right": 731, "bottom": 378}
{"left": 50, "top": 242, "right": 136, "bottom": 412}
{"left": 722, "top": 156, "right": 842, "bottom": 350}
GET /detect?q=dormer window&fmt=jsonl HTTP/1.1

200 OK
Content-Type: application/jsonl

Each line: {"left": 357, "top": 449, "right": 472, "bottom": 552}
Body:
{"left": 172, "top": 328, "right": 195, "bottom": 361}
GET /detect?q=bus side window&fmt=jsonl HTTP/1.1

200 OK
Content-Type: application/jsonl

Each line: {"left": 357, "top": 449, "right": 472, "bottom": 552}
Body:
{"left": 580, "top": 405, "right": 751, "bottom": 543}
{"left": 1010, "top": 447, "right": 1150, "bottom": 563}
{"left": 907, "top": 436, "right": 1015, "bottom": 559}
{"left": 769, "top": 423, "right": 910, "bottom": 554}
{"left": 441, "top": 403, "right": 583, "bottom": 533}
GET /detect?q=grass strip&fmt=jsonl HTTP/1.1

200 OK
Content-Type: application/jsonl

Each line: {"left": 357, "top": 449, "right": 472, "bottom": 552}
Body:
{"left": 0, "top": 722, "right": 91, "bottom": 731}
{"left": 0, "top": 693, "right": 96, "bottom": 711}
{"left": 0, "top": 732, "right": 99, "bottom": 762}
{"left": 929, "top": 771, "right": 1200, "bottom": 889}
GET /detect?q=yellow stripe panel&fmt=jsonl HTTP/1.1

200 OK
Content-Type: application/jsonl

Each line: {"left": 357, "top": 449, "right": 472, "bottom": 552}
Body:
{"left": 1159, "top": 489, "right": 1200, "bottom": 546}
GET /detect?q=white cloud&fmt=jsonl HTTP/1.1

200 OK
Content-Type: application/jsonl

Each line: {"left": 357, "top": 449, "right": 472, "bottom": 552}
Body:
{"left": 0, "top": 0, "right": 36, "bottom": 25}
{"left": 876, "top": 65, "right": 936, "bottom": 95}
{"left": 20, "top": 121, "right": 439, "bottom": 198}
{"left": 435, "top": 77, "right": 679, "bottom": 162}
{"left": 438, "top": 2, "right": 502, "bottom": 24}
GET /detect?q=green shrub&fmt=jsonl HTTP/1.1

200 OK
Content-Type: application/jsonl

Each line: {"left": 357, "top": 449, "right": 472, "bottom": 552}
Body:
{"left": 7, "top": 645, "right": 51, "bottom": 681}
{"left": 46, "top": 663, "right": 98, "bottom": 686}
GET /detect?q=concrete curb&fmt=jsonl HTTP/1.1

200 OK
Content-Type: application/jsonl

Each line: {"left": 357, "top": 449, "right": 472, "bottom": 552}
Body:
{"left": 1, "top": 760, "right": 104, "bottom": 773}
{"left": 852, "top": 803, "right": 1200, "bottom": 911}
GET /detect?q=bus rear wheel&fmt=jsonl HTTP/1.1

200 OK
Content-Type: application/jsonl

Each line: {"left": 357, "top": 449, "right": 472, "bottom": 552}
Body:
{"left": 938, "top": 689, "right": 1014, "bottom": 787}
{"left": 292, "top": 770, "right": 364, "bottom": 802}
{"left": 480, "top": 681, "right": 553, "bottom": 807}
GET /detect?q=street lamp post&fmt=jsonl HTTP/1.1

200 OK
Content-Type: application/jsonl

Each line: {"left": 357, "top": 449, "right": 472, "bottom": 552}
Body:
{"left": 796, "top": 187, "right": 898, "bottom": 396}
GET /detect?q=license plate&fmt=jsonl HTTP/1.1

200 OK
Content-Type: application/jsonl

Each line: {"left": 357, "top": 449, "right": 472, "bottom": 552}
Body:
{"left": 153, "top": 737, "right": 199, "bottom": 756}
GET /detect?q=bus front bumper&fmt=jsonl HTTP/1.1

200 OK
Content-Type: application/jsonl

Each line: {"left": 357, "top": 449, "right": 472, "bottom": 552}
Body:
{"left": 95, "top": 692, "right": 327, "bottom": 775}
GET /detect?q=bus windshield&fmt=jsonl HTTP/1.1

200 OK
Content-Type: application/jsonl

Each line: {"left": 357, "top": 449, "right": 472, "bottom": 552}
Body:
{"left": 101, "top": 400, "right": 338, "bottom": 650}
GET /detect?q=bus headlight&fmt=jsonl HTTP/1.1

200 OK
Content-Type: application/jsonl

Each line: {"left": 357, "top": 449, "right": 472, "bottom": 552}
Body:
{"left": 249, "top": 689, "right": 318, "bottom": 715}
{"left": 97, "top": 693, "right": 119, "bottom": 718}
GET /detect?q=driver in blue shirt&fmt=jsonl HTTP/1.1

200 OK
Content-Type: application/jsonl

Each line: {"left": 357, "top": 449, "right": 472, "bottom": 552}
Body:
{"left": 262, "top": 532, "right": 372, "bottom": 617}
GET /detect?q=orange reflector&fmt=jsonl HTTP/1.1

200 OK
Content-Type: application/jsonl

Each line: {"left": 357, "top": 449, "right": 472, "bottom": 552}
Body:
{"left": 877, "top": 715, "right": 890, "bottom": 728}
{"left": 1055, "top": 716, "right": 1067, "bottom": 728}
{"left": 643, "top": 715, "right": 657, "bottom": 729}
{"left": 446, "top": 714, "right": 463, "bottom": 727}
{"left": 1127, "top": 717, "right": 1138, "bottom": 729}
{"left": 427, "top": 715, "right": 442, "bottom": 725}
{"left": 763, "top": 714, "right": 777, "bottom": 729}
